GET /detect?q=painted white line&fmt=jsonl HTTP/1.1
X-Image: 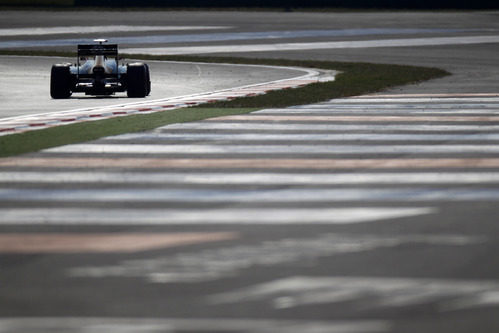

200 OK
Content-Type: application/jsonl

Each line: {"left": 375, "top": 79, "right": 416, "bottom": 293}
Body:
{"left": 5, "top": 27, "right": 472, "bottom": 48}
{"left": 5, "top": 157, "right": 499, "bottom": 170}
{"left": 71, "top": 233, "right": 483, "bottom": 283}
{"left": 210, "top": 114, "right": 499, "bottom": 122}
{"left": 2, "top": 187, "right": 499, "bottom": 202}
{"left": 359, "top": 93, "right": 499, "bottom": 98}
{"left": 121, "top": 35, "right": 499, "bottom": 55}
{"left": 0, "top": 207, "right": 436, "bottom": 225}
{"left": 0, "top": 317, "right": 390, "bottom": 333}
{"left": 107, "top": 132, "right": 499, "bottom": 142}
{"left": 161, "top": 122, "right": 499, "bottom": 132}
{"left": 259, "top": 108, "right": 499, "bottom": 114}
{"left": 43, "top": 143, "right": 499, "bottom": 155}
{"left": 332, "top": 97, "right": 499, "bottom": 103}
{"left": 0, "top": 25, "right": 231, "bottom": 36}
{"left": 295, "top": 102, "right": 499, "bottom": 109}
{"left": 209, "top": 276, "right": 499, "bottom": 312}
{"left": 2, "top": 171, "right": 499, "bottom": 185}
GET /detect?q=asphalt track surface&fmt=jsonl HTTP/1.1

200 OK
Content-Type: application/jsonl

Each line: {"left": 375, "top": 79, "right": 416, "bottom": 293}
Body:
{"left": 0, "top": 56, "right": 303, "bottom": 119}
{"left": 2, "top": 10, "right": 499, "bottom": 333}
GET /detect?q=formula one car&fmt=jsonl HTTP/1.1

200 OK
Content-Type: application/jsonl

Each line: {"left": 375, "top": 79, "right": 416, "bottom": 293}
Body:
{"left": 50, "top": 39, "right": 150, "bottom": 99}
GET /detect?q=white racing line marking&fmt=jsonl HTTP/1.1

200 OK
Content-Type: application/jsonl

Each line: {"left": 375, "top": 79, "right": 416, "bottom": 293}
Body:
{"left": 209, "top": 276, "right": 499, "bottom": 313}
{"left": 159, "top": 122, "right": 499, "bottom": 132}
{"left": 108, "top": 132, "right": 499, "bottom": 141}
{"left": 70, "top": 233, "right": 483, "bottom": 283}
{"left": 5, "top": 157, "right": 499, "bottom": 169}
{"left": 42, "top": 143, "right": 499, "bottom": 154}
{"left": 208, "top": 114, "right": 499, "bottom": 121}
{"left": 0, "top": 25, "right": 231, "bottom": 37}
{"left": 0, "top": 61, "right": 330, "bottom": 136}
{"left": 258, "top": 108, "right": 499, "bottom": 114}
{"left": 0, "top": 317, "right": 391, "bottom": 333}
{"left": 2, "top": 187, "right": 499, "bottom": 202}
{"left": 121, "top": 34, "right": 499, "bottom": 55}
{"left": 0, "top": 28, "right": 472, "bottom": 48}
{"left": 3, "top": 171, "right": 499, "bottom": 185}
{"left": 331, "top": 97, "right": 499, "bottom": 104}
{"left": 359, "top": 93, "right": 499, "bottom": 98}
{"left": 0, "top": 207, "right": 436, "bottom": 225}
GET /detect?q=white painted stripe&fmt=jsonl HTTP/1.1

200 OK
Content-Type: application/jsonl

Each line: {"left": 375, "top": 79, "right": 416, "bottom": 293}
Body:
{"left": 301, "top": 100, "right": 499, "bottom": 105}
{"left": 293, "top": 103, "right": 499, "bottom": 109}
{"left": 331, "top": 97, "right": 499, "bottom": 103}
{"left": 0, "top": 25, "right": 231, "bottom": 36}
{"left": 0, "top": 207, "right": 435, "bottom": 225}
{"left": 5, "top": 157, "right": 499, "bottom": 170}
{"left": 121, "top": 35, "right": 499, "bottom": 55}
{"left": 210, "top": 115, "right": 499, "bottom": 122}
{"left": 259, "top": 108, "right": 499, "bottom": 114}
{"left": 43, "top": 144, "right": 499, "bottom": 155}
{"left": 2, "top": 188, "right": 499, "bottom": 202}
{"left": 107, "top": 132, "right": 499, "bottom": 142}
{"left": 359, "top": 93, "right": 499, "bottom": 98}
{"left": 5, "top": 27, "right": 469, "bottom": 48}
{"left": 0, "top": 317, "right": 390, "bottom": 333}
{"left": 161, "top": 122, "right": 499, "bottom": 132}
{"left": 210, "top": 276, "right": 499, "bottom": 312}
{"left": 2, "top": 172, "right": 499, "bottom": 185}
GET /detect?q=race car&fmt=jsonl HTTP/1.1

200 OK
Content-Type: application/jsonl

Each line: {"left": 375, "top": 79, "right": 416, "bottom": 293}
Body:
{"left": 50, "top": 39, "right": 150, "bottom": 99}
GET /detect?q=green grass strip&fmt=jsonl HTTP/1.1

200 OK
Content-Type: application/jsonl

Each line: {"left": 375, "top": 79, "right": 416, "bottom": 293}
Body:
{"left": 127, "top": 55, "right": 449, "bottom": 108}
{"left": 0, "top": 52, "right": 449, "bottom": 157}
{"left": 0, "top": 107, "right": 257, "bottom": 157}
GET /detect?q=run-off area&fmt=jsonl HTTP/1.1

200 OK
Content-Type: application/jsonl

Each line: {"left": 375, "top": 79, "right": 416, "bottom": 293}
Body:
{"left": 2, "top": 96, "right": 499, "bottom": 332}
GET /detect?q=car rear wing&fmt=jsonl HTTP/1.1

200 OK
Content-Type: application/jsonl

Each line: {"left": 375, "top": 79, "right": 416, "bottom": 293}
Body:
{"left": 77, "top": 44, "right": 118, "bottom": 57}
{"left": 76, "top": 43, "right": 120, "bottom": 79}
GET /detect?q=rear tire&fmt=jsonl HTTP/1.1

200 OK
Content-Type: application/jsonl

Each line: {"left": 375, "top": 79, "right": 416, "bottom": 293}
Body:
{"left": 145, "top": 64, "right": 151, "bottom": 96}
{"left": 127, "top": 63, "right": 148, "bottom": 98}
{"left": 50, "top": 65, "right": 72, "bottom": 99}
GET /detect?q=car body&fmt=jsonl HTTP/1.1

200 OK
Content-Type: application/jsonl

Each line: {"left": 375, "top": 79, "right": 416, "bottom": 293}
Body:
{"left": 50, "top": 39, "right": 150, "bottom": 99}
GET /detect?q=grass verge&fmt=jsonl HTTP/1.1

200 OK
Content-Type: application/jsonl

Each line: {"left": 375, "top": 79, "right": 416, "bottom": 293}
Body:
{"left": 126, "top": 55, "right": 449, "bottom": 108}
{"left": 0, "top": 52, "right": 449, "bottom": 157}
{"left": 0, "top": 108, "right": 257, "bottom": 157}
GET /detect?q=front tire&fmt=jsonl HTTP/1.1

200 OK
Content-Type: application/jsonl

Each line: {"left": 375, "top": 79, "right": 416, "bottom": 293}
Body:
{"left": 50, "top": 65, "right": 72, "bottom": 99}
{"left": 127, "top": 63, "right": 148, "bottom": 98}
